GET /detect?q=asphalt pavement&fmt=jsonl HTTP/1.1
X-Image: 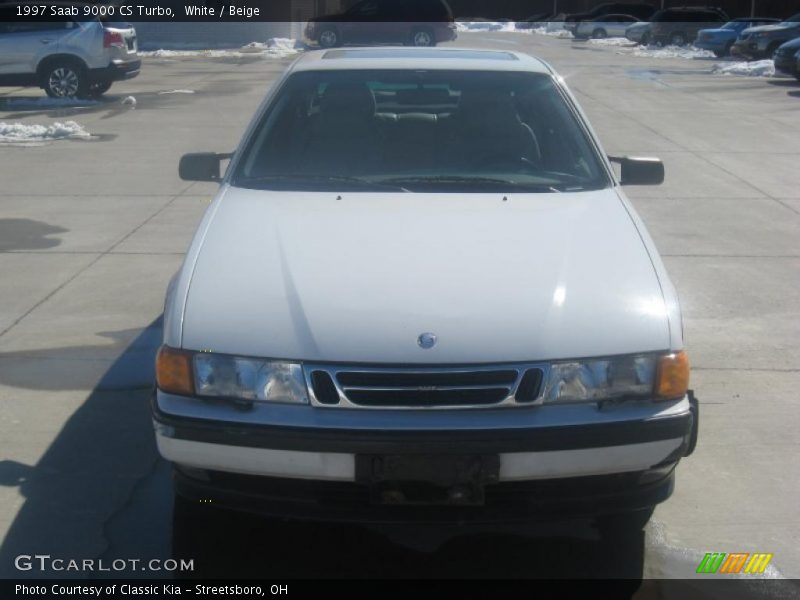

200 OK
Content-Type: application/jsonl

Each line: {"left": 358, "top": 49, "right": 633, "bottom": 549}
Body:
{"left": 0, "top": 31, "right": 798, "bottom": 586}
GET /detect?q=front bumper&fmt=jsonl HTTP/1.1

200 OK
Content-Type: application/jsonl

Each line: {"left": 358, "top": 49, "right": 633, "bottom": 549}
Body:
{"left": 731, "top": 40, "right": 769, "bottom": 60}
{"left": 694, "top": 39, "right": 727, "bottom": 53}
{"left": 154, "top": 390, "right": 697, "bottom": 521}
{"left": 774, "top": 53, "right": 799, "bottom": 75}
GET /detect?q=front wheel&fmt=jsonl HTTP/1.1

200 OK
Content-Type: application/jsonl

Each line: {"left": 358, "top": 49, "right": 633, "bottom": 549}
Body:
{"left": 42, "top": 61, "right": 88, "bottom": 99}
{"left": 318, "top": 27, "right": 340, "bottom": 48}
{"left": 410, "top": 27, "right": 436, "bottom": 47}
{"left": 669, "top": 32, "right": 687, "bottom": 46}
{"left": 592, "top": 28, "right": 607, "bottom": 40}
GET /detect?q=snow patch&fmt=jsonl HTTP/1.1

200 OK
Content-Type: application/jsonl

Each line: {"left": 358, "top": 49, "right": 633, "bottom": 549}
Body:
{"left": 712, "top": 59, "right": 775, "bottom": 77}
{"left": 121, "top": 96, "right": 137, "bottom": 108}
{"left": 628, "top": 44, "right": 714, "bottom": 59}
{"left": 158, "top": 89, "right": 195, "bottom": 95}
{"left": 0, "top": 121, "right": 91, "bottom": 143}
{"left": 531, "top": 25, "right": 573, "bottom": 38}
{"left": 455, "top": 20, "right": 516, "bottom": 32}
{"left": 140, "top": 37, "right": 301, "bottom": 59}
{"left": 588, "top": 37, "right": 635, "bottom": 47}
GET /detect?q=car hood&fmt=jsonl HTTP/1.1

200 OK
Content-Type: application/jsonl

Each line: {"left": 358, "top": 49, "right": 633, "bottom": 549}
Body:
{"left": 181, "top": 187, "right": 671, "bottom": 364}
{"left": 699, "top": 27, "right": 735, "bottom": 35}
{"left": 778, "top": 36, "right": 800, "bottom": 50}
{"left": 743, "top": 22, "right": 800, "bottom": 34}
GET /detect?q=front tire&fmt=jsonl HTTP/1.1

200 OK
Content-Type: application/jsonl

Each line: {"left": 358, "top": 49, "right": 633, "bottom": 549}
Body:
{"left": 318, "top": 27, "right": 340, "bottom": 48}
{"left": 41, "top": 60, "right": 88, "bottom": 99}
{"left": 410, "top": 27, "right": 436, "bottom": 47}
{"left": 592, "top": 28, "right": 607, "bottom": 40}
{"left": 669, "top": 32, "right": 687, "bottom": 46}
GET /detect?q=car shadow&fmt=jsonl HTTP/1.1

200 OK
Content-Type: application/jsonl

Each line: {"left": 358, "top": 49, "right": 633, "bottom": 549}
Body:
{"left": 0, "top": 317, "right": 168, "bottom": 578}
{"left": 0, "top": 315, "right": 646, "bottom": 583}
{"left": 766, "top": 79, "right": 799, "bottom": 87}
{"left": 172, "top": 506, "right": 647, "bottom": 581}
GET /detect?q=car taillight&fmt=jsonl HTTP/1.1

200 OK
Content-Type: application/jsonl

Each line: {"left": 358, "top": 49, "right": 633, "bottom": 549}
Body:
{"left": 104, "top": 30, "right": 125, "bottom": 48}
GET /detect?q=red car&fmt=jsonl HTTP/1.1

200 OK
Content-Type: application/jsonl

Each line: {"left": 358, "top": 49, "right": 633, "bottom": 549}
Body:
{"left": 304, "top": 0, "right": 457, "bottom": 48}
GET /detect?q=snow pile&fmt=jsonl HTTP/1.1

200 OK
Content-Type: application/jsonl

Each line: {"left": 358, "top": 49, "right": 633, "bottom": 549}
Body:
{"left": 712, "top": 59, "right": 775, "bottom": 77}
{"left": 140, "top": 37, "right": 301, "bottom": 59}
{"left": 531, "top": 25, "right": 573, "bottom": 38}
{"left": 628, "top": 44, "right": 714, "bottom": 59}
{"left": 121, "top": 96, "right": 137, "bottom": 108}
{"left": 0, "top": 121, "right": 91, "bottom": 143}
{"left": 455, "top": 20, "right": 516, "bottom": 32}
{"left": 588, "top": 37, "right": 634, "bottom": 47}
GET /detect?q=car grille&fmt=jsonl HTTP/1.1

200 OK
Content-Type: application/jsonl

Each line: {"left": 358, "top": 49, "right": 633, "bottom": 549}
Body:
{"left": 303, "top": 363, "right": 546, "bottom": 409}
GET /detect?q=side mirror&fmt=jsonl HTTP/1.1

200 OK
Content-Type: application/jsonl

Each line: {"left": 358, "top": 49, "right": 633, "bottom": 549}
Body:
{"left": 179, "top": 152, "right": 232, "bottom": 182}
{"left": 609, "top": 156, "right": 665, "bottom": 185}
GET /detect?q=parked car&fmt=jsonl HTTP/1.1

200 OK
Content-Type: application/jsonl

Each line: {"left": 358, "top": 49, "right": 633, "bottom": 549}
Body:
{"left": 303, "top": 0, "right": 457, "bottom": 48}
{"left": 731, "top": 13, "right": 800, "bottom": 60}
{"left": 649, "top": 6, "right": 728, "bottom": 46}
{"left": 695, "top": 17, "right": 780, "bottom": 57}
{"left": 773, "top": 36, "right": 800, "bottom": 79}
{"left": 626, "top": 21, "right": 652, "bottom": 44}
{"left": 158, "top": 47, "right": 698, "bottom": 535}
{"left": 0, "top": 3, "right": 139, "bottom": 98}
{"left": 796, "top": 47, "right": 800, "bottom": 81}
{"left": 514, "top": 13, "right": 556, "bottom": 29}
{"left": 564, "top": 2, "right": 655, "bottom": 34}
{"left": 575, "top": 14, "right": 641, "bottom": 39}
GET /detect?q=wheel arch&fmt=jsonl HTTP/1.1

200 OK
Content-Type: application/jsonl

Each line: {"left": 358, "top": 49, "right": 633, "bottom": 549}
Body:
{"left": 36, "top": 53, "right": 89, "bottom": 81}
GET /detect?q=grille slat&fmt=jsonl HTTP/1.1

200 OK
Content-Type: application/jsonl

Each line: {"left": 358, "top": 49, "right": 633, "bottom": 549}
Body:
{"left": 336, "top": 370, "right": 518, "bottom": 387}
{"left": 306, "top": 364, "right": 546, "bottom": 409}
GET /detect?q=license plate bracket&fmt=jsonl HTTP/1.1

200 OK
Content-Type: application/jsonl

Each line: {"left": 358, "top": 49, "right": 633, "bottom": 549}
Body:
{"left": 355, "top": 454, "right": 500, "bottom": 506}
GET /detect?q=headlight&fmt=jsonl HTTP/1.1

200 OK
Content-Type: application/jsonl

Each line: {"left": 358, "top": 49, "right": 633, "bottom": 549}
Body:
{"left": 543, "top": 354, "right": 656, "bottom": 404}
{"left": 542, "top": 351, "right": 689, "bottom": 404}
{"left": 194, "top": 353, "right": 308, "bottom": 403}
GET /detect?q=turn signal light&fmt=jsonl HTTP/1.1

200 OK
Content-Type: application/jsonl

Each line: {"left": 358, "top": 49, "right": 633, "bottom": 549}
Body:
{"left": 655, "top": 351, "right": 690, "bottom": 400}
{"left": 156, "top": 345, "right": 194, "bottom": 395}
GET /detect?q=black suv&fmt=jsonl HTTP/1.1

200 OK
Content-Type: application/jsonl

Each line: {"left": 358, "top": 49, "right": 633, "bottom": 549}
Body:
{"left": 564, "top": 2, "right": 655, "bottom": 33}
{"left": 304, "top": 0, "right": 457, "bottom": 48}
{"left": 649, "top": 6, "right": 729, "bottom": 46}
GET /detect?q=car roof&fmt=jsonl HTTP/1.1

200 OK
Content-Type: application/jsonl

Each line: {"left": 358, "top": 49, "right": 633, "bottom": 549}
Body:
{"left": 291, "top": 47, "right": 553, "bottom": 74}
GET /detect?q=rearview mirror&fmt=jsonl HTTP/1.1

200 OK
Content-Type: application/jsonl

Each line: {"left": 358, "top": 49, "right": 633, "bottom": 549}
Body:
{"left": 609, "top": 156, "right": 664, "bottom": 185}
{"left": 179, "top": 152, "right": 233, "bottom": 182}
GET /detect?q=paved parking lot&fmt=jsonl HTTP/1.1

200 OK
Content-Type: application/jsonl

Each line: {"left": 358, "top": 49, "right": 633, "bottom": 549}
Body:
{"left": 0, "top": 31, "right": 798, "bottom": 583}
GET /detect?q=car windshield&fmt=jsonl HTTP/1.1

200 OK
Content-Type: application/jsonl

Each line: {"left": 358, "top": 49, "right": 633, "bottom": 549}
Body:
{"left": 784, "top": 13, "right": 800, "bottom": 23}
{"left": 721, "top": 21, "right": 743, "bottom": 30}
{"left": 234, "top": 69, "right": 609, "bottom": 193}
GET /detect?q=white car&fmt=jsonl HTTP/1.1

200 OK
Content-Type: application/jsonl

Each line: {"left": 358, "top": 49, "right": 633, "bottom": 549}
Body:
{"left": 575, "top": 14, "right": 641, "bottom": 39}
{"left": 154, "top": 47, "right": 697, "bottom": 532}
{"left": 0, "top": 3, "right": 139, "bottom": 98}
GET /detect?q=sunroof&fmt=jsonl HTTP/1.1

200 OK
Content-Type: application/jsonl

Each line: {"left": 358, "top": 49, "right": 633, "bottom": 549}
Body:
{"left": 322, "top": 49, "right": 518, "bottom": 61}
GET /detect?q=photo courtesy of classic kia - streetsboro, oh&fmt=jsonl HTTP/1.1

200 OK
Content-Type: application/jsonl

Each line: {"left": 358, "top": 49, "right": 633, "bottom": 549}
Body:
{"left": 153, "top": 46, "right": 698, "bottom": 534}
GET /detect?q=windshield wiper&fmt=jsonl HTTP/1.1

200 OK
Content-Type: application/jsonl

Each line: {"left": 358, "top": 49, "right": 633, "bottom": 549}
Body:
{"left": 379, "top": 175, "right": 563, "bottom": 192}
{"left": 238, "top": 174, "right": 410, "bottom": 192}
